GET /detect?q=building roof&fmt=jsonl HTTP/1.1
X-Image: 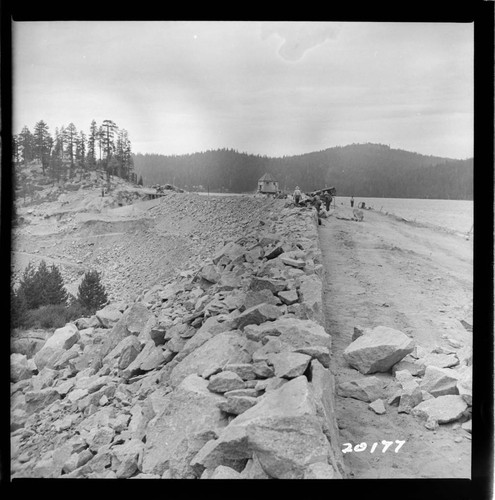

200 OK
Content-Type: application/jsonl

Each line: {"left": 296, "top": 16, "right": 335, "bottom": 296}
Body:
{"left": 258, "top": 173, "right": 277, "bottom": 182}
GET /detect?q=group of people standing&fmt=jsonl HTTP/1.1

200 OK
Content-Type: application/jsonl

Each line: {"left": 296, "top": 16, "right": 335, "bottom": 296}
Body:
{"left": 293, "top": 186, "right": 334, "bottom": 226}
{"left": 293, "top": 186, "right": 333, "bottom": 211}
{"left": 293, "top": 188, "right": 369, "bottom": 222}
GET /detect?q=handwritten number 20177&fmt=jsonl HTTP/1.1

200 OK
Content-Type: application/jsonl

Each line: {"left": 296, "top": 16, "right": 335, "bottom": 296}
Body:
{"left": 342, "top": 440, "right": 406, "bottom": 454}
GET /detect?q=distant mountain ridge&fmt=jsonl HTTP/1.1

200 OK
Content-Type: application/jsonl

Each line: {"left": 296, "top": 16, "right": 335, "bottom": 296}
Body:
{"left": 132, "top": 143, "right": 473, "bottom": 200}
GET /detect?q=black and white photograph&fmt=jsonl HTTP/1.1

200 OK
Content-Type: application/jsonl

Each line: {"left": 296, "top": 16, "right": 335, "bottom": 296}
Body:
{"left": 6, "top": 6, "right": 492, "bottom": 491}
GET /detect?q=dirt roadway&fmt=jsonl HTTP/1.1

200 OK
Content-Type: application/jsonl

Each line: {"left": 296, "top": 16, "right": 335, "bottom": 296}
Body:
{"left": 319, "top": 205, "right": 473, "bottom": 478}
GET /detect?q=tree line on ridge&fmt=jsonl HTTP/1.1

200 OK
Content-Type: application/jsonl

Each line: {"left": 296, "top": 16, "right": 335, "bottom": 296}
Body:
{"left": 133, "top": 143, "right": 473, "bottom": 200}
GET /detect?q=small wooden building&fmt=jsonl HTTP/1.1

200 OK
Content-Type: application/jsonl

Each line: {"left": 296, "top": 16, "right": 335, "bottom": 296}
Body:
{"left": 257, "top": 173, "right": 279, "bottom": 194}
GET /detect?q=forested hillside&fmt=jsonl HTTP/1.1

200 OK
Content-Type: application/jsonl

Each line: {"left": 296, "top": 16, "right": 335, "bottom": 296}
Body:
{"left": 132, "top": 143, "right": 473, "bottom": 200}
{"left": 13, "top": 119, "right": 136, "bottom": 186}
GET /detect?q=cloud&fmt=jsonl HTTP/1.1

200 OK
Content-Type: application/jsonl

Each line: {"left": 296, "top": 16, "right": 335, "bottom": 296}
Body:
{"left": 260, "top": 22, "right": 342, "bottom": 61}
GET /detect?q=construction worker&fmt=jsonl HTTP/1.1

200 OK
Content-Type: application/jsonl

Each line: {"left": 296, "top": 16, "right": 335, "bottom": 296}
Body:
{"left": 323, "top": 191, "right": 332, "bottom": 211}
{"left": 293, "top": 186, "right": 302, "bottom": 205}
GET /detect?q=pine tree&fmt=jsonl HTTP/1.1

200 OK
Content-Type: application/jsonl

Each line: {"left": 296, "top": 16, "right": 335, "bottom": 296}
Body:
{"left": 33, "top": 120, "right": 53, "bottom": 175}
{"left": 77, "top": 270, "right": 108, "bottom": 314}
{"left": 101, "top": 119, "right": 117, "bottom": 165}
{"left": 17, "top": 261, "right": 68, "bottom": 310}
{"left": 44, "top": 264, "right": 68, "bottom": 306}
{"left": 76, "top": 131, "right": 87, "bottom": 180}
{"left": 138, "top": 175, "right": 144, "bottom": 186}
{"left": 87, "top": 120, "right": 98, "bottom": 170}
{"left": 17, "top": 262, "right": 40, "bottom": 309}
{"left": 18, "top": 126, "right": 35, "bottom": 165}
{"left": 115, "top": 128, "right": 133, "bottom": 180}
{"left": 97, "top": 125, "right": 104, "bottom": 163}
{"left": 49, "top": 127, "right": 66, "bottom": 183}
{"left": 33, "top": 260, "right": 51, "bottom": 307}
{"left": 64, "top": 123, "right": 78, "bottom": 178}
{"left": 11, "top": 286, "right": 28, "bottom": 328}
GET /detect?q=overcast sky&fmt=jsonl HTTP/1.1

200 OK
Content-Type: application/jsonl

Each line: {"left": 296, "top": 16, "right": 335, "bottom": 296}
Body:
{"left": 13, "top": 21, "right": 473, "bottom": 159}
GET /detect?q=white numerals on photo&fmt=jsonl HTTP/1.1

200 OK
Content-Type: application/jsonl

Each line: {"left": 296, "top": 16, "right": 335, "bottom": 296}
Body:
{"left": 342, "top": 440, "right": 406, "bottom": 454}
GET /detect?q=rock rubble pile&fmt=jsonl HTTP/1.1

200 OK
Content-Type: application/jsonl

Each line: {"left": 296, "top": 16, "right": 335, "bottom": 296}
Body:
{"left": 11, "top": 201, "right": 345, "bottom": 479}
{"left": 339, "top": 325, "right": 472, "bottom": 431}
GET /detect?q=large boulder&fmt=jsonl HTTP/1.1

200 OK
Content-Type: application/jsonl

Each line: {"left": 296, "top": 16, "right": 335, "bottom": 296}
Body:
{"left": 266, "top": 352, "right": 311, "bottom": 379}
{"left": 95, "top": 304, "right": 123, "bottom": 328}
{"left": 53, "top": 344, "right": 81, "bottom": 370}
{"left": 169, "top": 331, "right": 253, "bottom": 388}
{"left": 343, "top": 326, "right": 414, "bottom": 374}
{"left": 200, "top": 264, "right": 221, "bottom": 284}
{"left": 97, "top": 303, "right": 154, "bottom": 361}
{"left": 419, "top": 366, "right": 459, "bottom": 397}
{"left": 207, "top": 371, "right": 246, "bottom": 393}
{"left": 74, "top": 316, "right": 101, "bottom": 330}
{"left": 337, "top": 376, "right": 386, "bottom": 402}
{"left": 369, "top": 399, "right": 387, "bottom": 415}
{"left": 86, "top": 426, "right": 115, "bottom": 453}
{"left": 412, "top": 395, "right": 468, "bottom": 424}
{"left": 33, "top": 346, "right": 66, "bottom": 371}
{"left": 218, "top": 396, "right": 259, "bottom": 416}
{"left": 42, "top": 323, "right": 80, "bottom": 351}
{"left": 217, "top": 272, "right": 242, "bottom": 291}
{"left": 175, "top": 316, "right": 236, "bottom": 362}
{"left": 121, "top": 340, "right": 167, "bottom": 379}
{"left": 457, "top": 345, "right": 472, "bottom": 367}
{"left": 242, "top": 290, "right": 280, "bottom": 310}
{"left": 141, "top": 374, "right": 228, "bottom": 478}
{"left": 294, "top": 346, "right": 331, "bottom": 368}
{"left": 417, "top": 352, "right": 459, "bottom": 369}
{"left": 213, "top": 242, "right": 245, "bottom": 265}
{"left": 456, "top": 366, "right": 472, "bottom": 406}
{"left": 309, "top": 360, "right": 345, "bottom": 477}
{"left": 248, "top": 277, "right": 287, "bottom": 294}
{"left": 231, "top": 303, "right": 282, "bottom": 331}
{"left": 397, "top": 379, "right": 423, "bottom": 414}
{"left": 238, "top": 455, "right": 271, "bottom": 479}
{"left": 31, "top": 367, "right": 58, "bottom": 391}
{"left": 243, "top": 317, "right": 331, "bottom": 349}
{"left": 25, "top": 387, "right": 61, "bottom": 414}
{"left": 34, "top": 324, "right": 80, "bottom": 369}
{"left": 223, "top": 363, "right": 257, "bottom": 381}
{"left": 209, "top": 465, "right": 242, "bottom": 479}
{"left": 391, "top": 359, "right": 426, "bottom": 377}
{"left": 252, "top": 337, "right": 295, "bottom": 363}
{"left": 297, "top": 275, "right": 324, "bottom": 325}
{"left": 11, "top": 353, "right": 32, "bottom": 382}
{"left": 280, "top": 256, "right": 305, "bottom": 269}
{"left": 11, "top": 330, "right": 50, "bottom": 358}
{"left": 244, "top": 245, "right": 264, "bottom": 263}
{"left": 110, "top": 439, "right": 145, "bottom": 479}
{"left": 126, "top": 303, "right": 155, "bottom": 337}
{"left": 71, "top": 344, "right": 101, "bottom": 372}
{"left": 191, "top": 376, "right": 334, "bottom": 479}
{"left": 104, "top": 335, "right": 142, "bottom": 370}
{"left": 278, "top": 289, "right": 299, "bottom": 306}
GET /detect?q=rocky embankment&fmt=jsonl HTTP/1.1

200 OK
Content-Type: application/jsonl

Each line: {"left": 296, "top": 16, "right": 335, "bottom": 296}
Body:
{"left": 13, "top": 192, "right": 311, "bottom": 303}
{"left": 339, "top": 325, "right": 472, "bottom": 428}
{"left": 11, "top": 201, "right": 346, "bottom": 479}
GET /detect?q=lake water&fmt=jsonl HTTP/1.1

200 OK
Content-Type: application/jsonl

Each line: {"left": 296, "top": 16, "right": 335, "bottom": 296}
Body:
{"left": 336, "top": 196, "right": 473, "bottom": 235}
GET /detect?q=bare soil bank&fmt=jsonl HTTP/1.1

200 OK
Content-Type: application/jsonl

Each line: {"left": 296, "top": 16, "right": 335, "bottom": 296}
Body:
{"left": 319, "top": 205, "right": 472, "bottom": 478}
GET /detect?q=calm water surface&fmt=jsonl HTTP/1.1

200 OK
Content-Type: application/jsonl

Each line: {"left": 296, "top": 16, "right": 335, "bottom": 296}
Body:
{"left": 337, "top": 196, "right": 473, "bottom": 234}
